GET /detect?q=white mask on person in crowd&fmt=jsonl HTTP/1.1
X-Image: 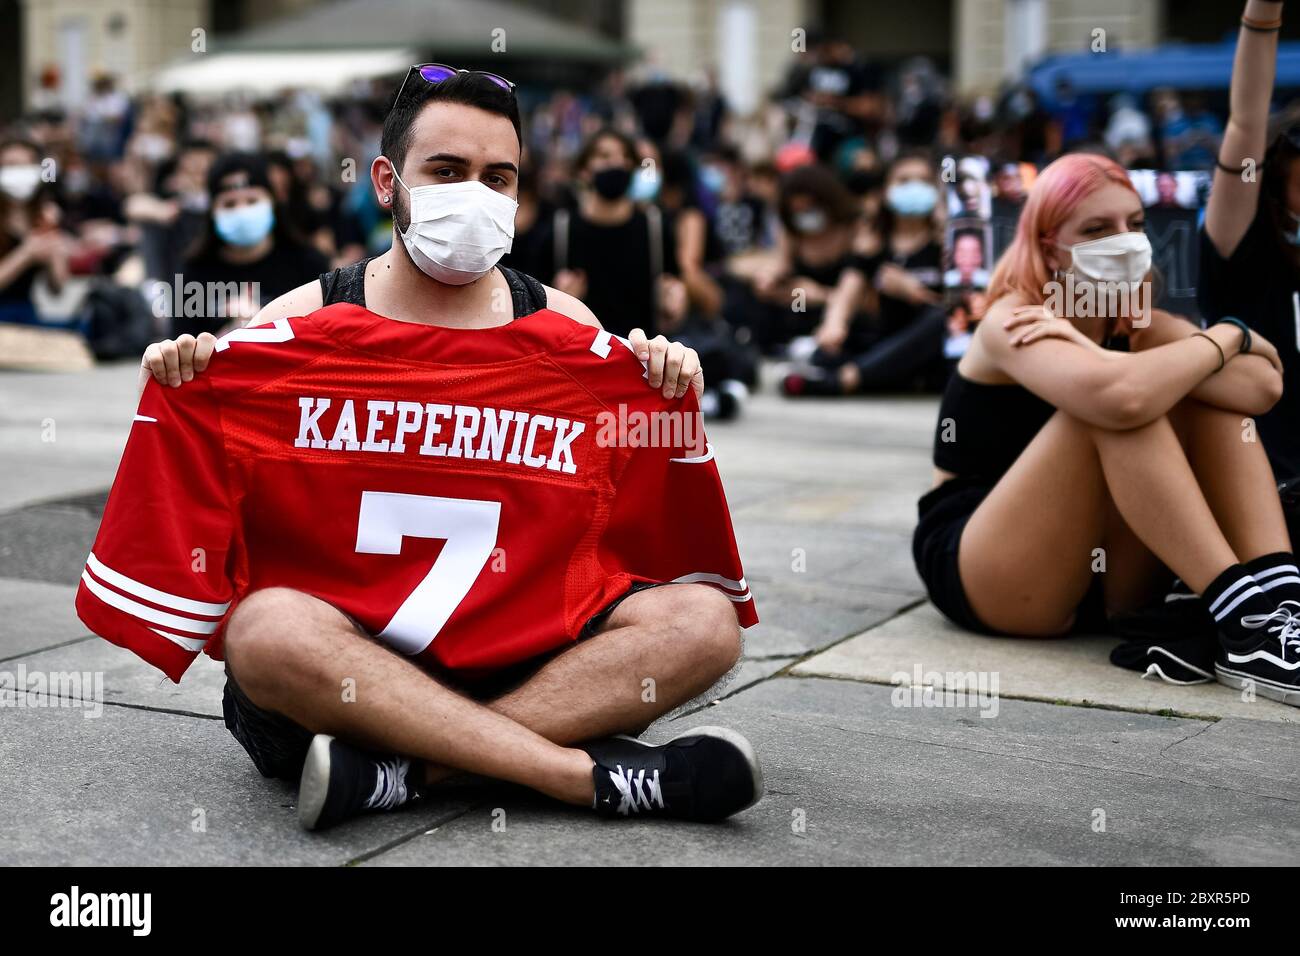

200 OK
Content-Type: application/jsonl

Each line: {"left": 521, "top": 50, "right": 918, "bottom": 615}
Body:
{"left": 392, "top": 172, "right": 517, "bottom": 286}
{"left": 0, "top": 164, "right": 43, "bottom": 201}
{"left": 792, "top": 208, "right": 828, "bottom": 234}
{"left": 1058, "top": 231, "right": 1152, "bottom": 284}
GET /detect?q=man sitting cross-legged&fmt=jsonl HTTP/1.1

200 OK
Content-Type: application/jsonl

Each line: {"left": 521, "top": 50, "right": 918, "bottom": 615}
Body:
{"left": 78, "top": 66, "right": 761, "bottom": 830}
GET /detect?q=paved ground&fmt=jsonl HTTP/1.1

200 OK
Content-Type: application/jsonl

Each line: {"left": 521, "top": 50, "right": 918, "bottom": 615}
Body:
{"left": 1, "top": 363, "right": 1296, "bottom": 866}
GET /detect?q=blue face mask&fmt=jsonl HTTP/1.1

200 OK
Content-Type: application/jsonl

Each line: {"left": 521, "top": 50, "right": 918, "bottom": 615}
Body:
{"left": 699, "top": 164, "right": 727, "bottom": 195}
{"left": 629, "top": 167, "right": 661, "bottom": 202}
{"left": 214, "top": 200, "right": 275, "bottom": 247}
{"left": 886, "top": 180, "right": 938, "bottom": 217}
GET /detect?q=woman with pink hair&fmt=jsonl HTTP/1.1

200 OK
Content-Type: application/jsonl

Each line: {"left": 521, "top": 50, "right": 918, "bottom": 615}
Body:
{"left": 912, "top": 150, "right": 1300, "bottom": 706}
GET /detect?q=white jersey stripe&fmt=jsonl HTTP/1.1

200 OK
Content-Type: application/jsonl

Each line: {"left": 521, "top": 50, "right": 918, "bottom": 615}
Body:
{"left": 148, "top": 627, "right": 208, "bottom": 652}
{"left": 80, "top": 571, "right": 220, "bottom": 635}
{"left": 87, "top": 552, "right": 230, "bottom": 617}
{"left": 670, "top": 443, "right": 715, "bottom": 464}
{"left": 671, "top": 571, "right": 748, "bottom": 593}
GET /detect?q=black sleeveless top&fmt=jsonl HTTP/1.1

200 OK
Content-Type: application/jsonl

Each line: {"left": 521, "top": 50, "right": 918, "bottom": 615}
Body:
{"left": 933, "top": 336, "right": 1130, "bottom": 483}
{"left": 317, "top": 258, "right": 548, "bottom": 318}
{"left": 932, "top": 376, "right": 1054, "bottom": 482}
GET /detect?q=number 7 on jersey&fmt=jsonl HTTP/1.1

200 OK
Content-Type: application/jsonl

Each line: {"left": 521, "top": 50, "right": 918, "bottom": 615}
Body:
{"left": 355, "top": 491, "right": 502, "bottom": 655}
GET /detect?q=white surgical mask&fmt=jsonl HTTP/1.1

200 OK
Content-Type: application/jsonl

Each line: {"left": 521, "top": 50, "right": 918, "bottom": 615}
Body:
{"left": 0, "top": 164, "right": 42, "bottom": 201}
{"left": 1059, "top": 232, "right": 1151, "bottom": 284}
{"left": 392, "top": 172, "right": 517, "bottom": 285}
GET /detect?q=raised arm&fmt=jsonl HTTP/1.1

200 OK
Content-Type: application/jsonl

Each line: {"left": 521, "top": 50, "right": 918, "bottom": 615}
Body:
{"left": 1206, "top": 0, "right": 1284, "bottom": 258}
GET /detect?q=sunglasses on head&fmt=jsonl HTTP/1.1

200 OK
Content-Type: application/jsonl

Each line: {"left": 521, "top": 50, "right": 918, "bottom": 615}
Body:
{"left": 392, "top": 62, "right": 515, "bottom": 109}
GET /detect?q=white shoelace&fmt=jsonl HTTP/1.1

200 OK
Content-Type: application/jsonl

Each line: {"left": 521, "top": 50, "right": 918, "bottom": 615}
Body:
{"left": 607, "top": 764, "right": 665, "bottom": 816}
{"left": 364, "top": 757, "right": 411, "bottom": 811}
{"left": 1240, "top": 606, "right": 1300, "bottom": 660}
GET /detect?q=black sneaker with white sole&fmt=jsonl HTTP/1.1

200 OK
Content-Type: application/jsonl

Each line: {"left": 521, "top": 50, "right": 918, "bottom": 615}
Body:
{"left": 297, "top": 734, "right": 418, "bottom": 831}
{"left": 583, "top": 725, "right": 762, "bottom": 822}
{"left": 1214, "top": 601, "right": 1300, "bottom": 707}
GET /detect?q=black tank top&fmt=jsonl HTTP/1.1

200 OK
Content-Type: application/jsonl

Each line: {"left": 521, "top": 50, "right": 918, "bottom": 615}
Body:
{"left": 317, "top": 258, "right": 548, "bottom": 318}
{"left": 932, "top": 376, "right": 1054, "bottom": 482}
{"left": 933, "top": 336, "right": 1130, "bottom": 482}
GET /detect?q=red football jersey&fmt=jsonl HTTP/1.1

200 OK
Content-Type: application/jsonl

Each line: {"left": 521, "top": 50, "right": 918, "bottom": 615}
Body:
{"left": 76, "top": 304, "right": 756, "bottom": 682}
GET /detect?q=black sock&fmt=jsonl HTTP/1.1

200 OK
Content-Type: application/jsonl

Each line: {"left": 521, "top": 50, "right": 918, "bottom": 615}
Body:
{"left": 1243, "top": 551, "right": 1300, "bottom": 608}
{"left": 1203, "top": 565, "right": 1277, "bottom": 647}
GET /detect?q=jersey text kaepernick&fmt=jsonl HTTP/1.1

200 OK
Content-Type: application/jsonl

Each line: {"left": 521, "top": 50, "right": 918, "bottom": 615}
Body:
{"left": 294, "top": 397, "right": 585, "bottom": 474}
{"left": 76, "top": 304, "right": 756, "bottom": 683}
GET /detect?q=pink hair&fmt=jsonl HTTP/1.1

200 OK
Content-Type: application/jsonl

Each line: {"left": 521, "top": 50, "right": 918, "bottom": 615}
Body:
{"left": 985, "top": 153, "right": 1140, "bottom": 308}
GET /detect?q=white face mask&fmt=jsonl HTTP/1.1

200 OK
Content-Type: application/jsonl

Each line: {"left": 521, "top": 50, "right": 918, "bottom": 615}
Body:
{"left": 391, "top": 172, "right": 517, "bottom": 286}
{"left": 0, "top": 164, "right": 42, "bottom": 201}
{"left": 1058, "top": 232, "right": 1152, "bottom": 284}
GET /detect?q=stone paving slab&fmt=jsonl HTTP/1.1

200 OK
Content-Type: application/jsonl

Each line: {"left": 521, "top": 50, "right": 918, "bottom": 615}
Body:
{"left": 363, "top": 676, "right": 1299, "bottom": 866}
{"left": 8, "top": 673, "right": 1292, "bottom": 866}
{"left": 0, "top": 505, "right": 100, "bottom": 585}
{"left": 0, "top": 686, "right": 477, "bottom": 866}
{"left": 0, "top": 578, "right": 88, "bottom": 659}
{"left": 11, "top": 638, "right": 229, "bottom": 717}
{"left": 0, "top": 364, "right": 140, "bottom": 513}
{"left": 793, "top": 602, "right": 1298, "bottom": 723}
{"left": 742, "top": 582, "right": 900, "bottom": 658}
{"left": 735, "top": 522, "right": 922, "bottom": 594}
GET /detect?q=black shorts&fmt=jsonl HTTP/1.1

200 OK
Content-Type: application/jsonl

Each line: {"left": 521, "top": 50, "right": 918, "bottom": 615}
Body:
{"left": 221, "top": 581, "right": 661, "bottom": 782}
{"left": 912, "top": 478, "right": 1107, "bottom": 635}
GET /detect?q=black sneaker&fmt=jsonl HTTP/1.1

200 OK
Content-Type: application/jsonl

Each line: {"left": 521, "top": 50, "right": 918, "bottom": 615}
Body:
{"left": 298, "top": 734, "right": 418, "bottom": 831}
{"left": 583, "top": 725, "right": 762, "bottom": 822}
{"left": 1214, "top": 602, "right": 1300, "bottom": 707}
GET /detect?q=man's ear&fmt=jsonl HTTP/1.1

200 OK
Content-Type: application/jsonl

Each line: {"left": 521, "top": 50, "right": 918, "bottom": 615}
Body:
{"left": 371, "top": 156, "right": 398, "bottom": 208}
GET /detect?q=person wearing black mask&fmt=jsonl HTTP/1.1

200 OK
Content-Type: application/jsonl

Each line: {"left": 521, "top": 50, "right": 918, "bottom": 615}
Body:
{"left": 535, "top": 127, "right": 680, "bottom": 338}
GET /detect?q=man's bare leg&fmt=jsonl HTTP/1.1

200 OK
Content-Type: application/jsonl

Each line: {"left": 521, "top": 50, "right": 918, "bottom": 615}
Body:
{"left": 224, "top": 588, "right": 594, "bottom": 806}
{"left": 421, "top": 583, "right": 743, "bottom": 785}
